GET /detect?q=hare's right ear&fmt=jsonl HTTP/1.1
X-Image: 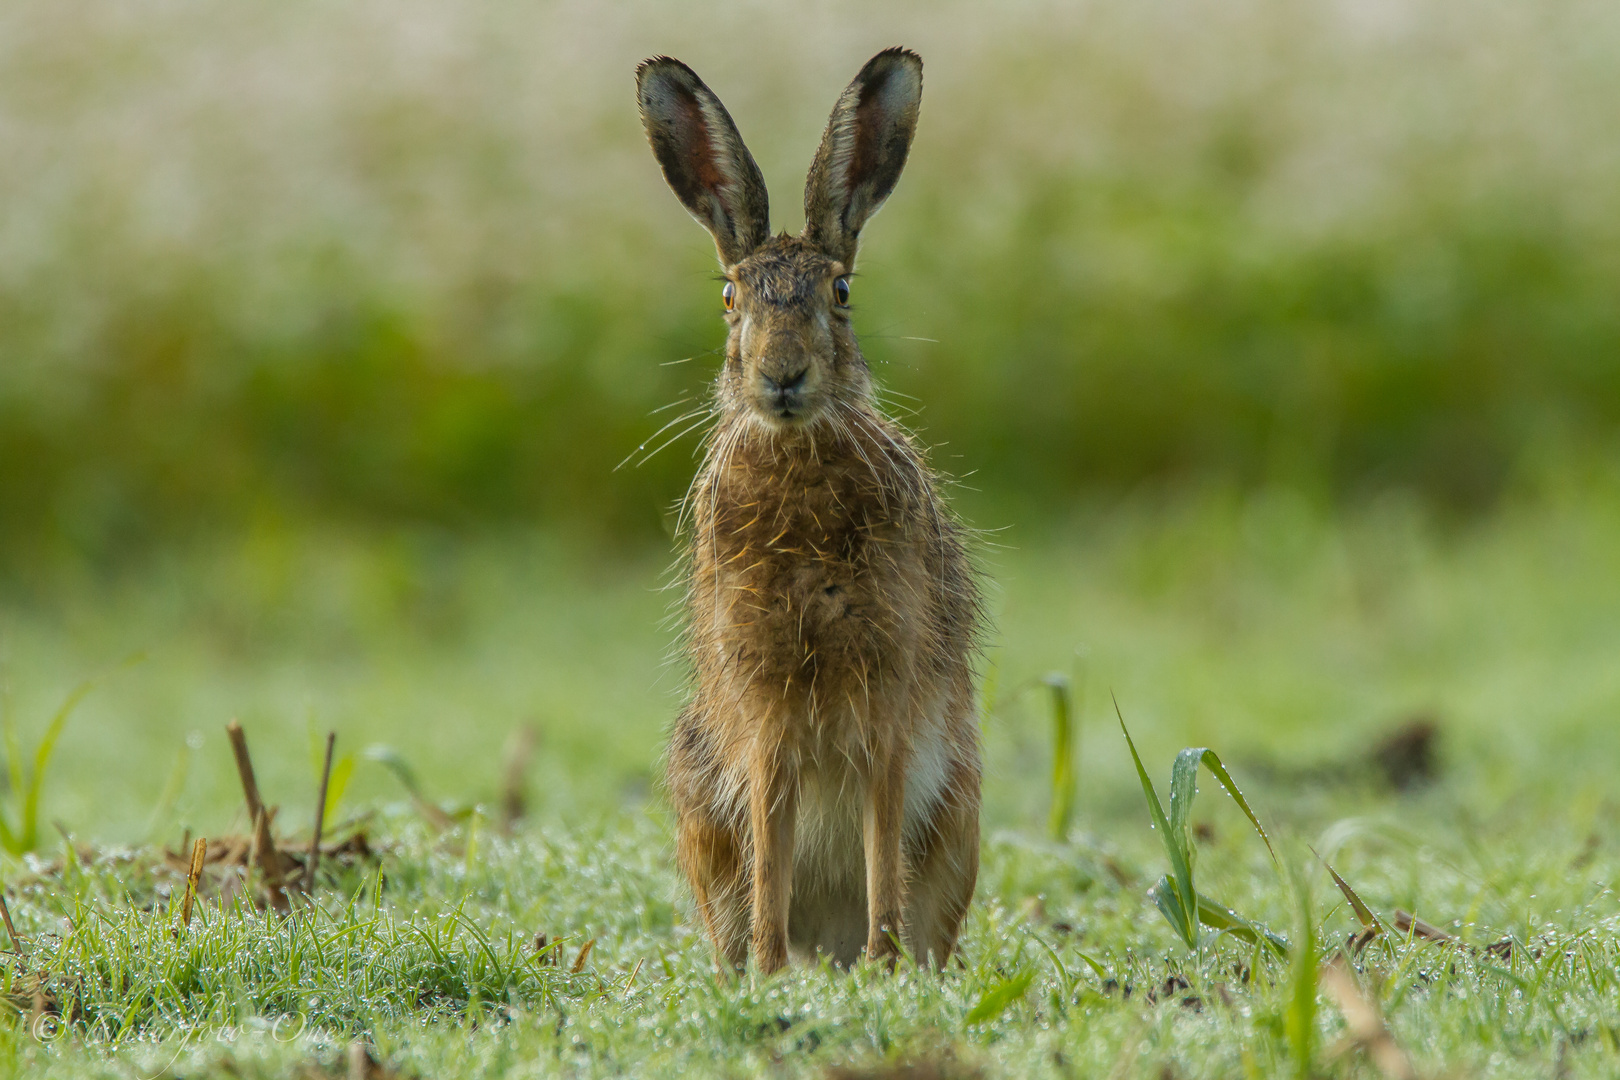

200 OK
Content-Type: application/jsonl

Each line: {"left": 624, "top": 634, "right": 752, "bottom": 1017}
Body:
{"left": 637, "top": 57, "right": 771, "bottom": 267}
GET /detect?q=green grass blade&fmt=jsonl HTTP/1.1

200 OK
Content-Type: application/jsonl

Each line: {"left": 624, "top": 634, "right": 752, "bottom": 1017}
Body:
{"left": 1117, "top": 699, "right": 1197, "bottom": 949}
{"left": 1311, "top": 847, "right": 1379, "bottom": 929}
{"left": 1194, "top": 748, "right": 1277, "bottom": 863}
{"left": 1285, "top": 878, "right": 1318, "bottom": 1079}
{"left": 323, "top": 754, "right": 355, "bottom": 830}
{"left": 965, "top": 967, "right": 1035, "bottom": 1024}
{"left": 1195, "top": 891, "right": 1290, "bottom": 957}
{"left": 1149, "top": 875, "right": 1194, "bottom": 945}
{"left": 1045, "top": 674, "right": 1076, "bottom": 841}
{"left": 2, "top": 678, "right": 23, "bottom": 821}
{"left": 979, "top": 651, "right": 1001, "bottom": 729}
{"left": 1169, "top": 748, "right": 1202, "bottom": 877}
{"left": 141, "top": 746, "right": 192, "bottom": 842}
{"left": 366, "top": 744, "right": 425, "bottom": 797}
{"left": 23, "top": 653, "right": 144, "bottom": 852}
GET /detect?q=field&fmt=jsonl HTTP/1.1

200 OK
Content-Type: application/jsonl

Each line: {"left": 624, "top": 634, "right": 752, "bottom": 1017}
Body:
{"left": 4, "top": 476, "right": 1620, "bottom": 1077}
{"left": 4, "top": 0, "right": 1620, "bottom": 1076}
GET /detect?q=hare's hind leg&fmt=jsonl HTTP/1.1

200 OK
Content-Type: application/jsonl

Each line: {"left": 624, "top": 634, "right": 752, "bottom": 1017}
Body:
{"left": 677, "top": 811, "right": 751, "bottom": 974}
{"left": 903, "top": 759, "right": 980, "bottom": 969}
{"left": 669, "top": 707, "right": 751, "bottom": 973}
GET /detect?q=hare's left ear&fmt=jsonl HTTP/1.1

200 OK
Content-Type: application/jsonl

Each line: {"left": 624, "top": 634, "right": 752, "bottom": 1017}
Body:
{"left": 802, "top": 48, "right": 923, "bottom": 267}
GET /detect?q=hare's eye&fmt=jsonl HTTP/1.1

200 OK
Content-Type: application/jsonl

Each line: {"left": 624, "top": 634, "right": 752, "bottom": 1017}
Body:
{"left": 722, "top": 281, "right": 736, "bottom": 311}
{"left": 833, "top": 276, "right": 851, "bottom": 307}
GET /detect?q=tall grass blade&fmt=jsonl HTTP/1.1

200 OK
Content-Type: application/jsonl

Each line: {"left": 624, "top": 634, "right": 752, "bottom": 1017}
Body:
{"left": 1117, "top": 698, "right": 1198, "bottom": 949}
{"left": 1168, "top": 748, "right": 1201, "bottom": 876}
{"left": 1, "top": 674, "right": 22, "bottom": 844}
{"left": 1181, "top": 747, "right": 1277, "bottom": 863}
{"left": 141, "top": 746, "right": 192, "bottom": 842}
{"left": 978, "top": 652, "right": 1001, "bottom": 729}
{"left": 8, "top": 652, "right": 144, "bottom": 854}
{"left": 324, "top": 755, "right": 355, "bottom": 829}
{"left": 1312, "top": 847, "right": 1379, "bottom": 930}
{"left": 1045, "top": 674, "right": 1076, "bottom": 841}
{"left": 367, "top": 744, "right": 454, "bottom": 830}
{"left": 1285, "top": 877, "right": 1319, "bottom": 1080}
{"left": 366, "top": 745, "right": 425, "bottom": 798}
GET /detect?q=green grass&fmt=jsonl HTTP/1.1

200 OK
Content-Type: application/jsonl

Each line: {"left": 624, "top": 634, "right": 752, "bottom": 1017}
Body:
{"left": 3, "top": 476, "right": 1619, "bottom": 1075}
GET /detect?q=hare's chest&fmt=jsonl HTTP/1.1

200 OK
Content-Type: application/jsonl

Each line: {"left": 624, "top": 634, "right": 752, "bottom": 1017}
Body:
{"left": 707, "top": 485, "right": 917, "bottom": 655}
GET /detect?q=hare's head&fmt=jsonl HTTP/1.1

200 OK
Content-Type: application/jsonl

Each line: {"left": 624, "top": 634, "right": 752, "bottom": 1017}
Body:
{"left": 637, "top": 49, "right": 922, "bottom": 431}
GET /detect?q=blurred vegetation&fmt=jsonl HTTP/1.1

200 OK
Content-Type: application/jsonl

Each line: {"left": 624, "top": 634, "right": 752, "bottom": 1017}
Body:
{"left": 3, "top": 0, "right": 1619, "bottom": 567}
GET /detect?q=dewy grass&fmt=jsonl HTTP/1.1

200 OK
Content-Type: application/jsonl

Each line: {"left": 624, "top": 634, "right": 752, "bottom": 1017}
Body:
{"left": 3, "top": 810, "right": 1619, "bottom": 1078}
{"left": 2, "top": 488, "right": 1619, "bottom": 1075}
{"left": 1117, "top": 704, "right": 1285, "bottom": 956}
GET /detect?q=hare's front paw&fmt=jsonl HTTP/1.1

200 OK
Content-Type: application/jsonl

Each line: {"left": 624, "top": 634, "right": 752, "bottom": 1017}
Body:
{"left": 753, "top": 928, "right": 789, "bottom": 976}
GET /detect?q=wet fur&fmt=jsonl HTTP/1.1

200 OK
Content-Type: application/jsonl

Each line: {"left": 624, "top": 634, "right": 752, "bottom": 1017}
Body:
{"left": 639, "top": 49, "right": 981, "bottom": 975}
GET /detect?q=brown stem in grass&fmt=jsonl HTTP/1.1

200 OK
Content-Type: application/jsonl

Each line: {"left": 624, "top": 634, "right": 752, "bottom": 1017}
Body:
{"left": 253, "top": 806, "right": 289, "bottom": 912}
{"left": 499, "top": 724, "right": 539, "bottom": 833}
{"left": 227, "top": 719, "right": 289, "bottom": 911}
{"left": 0, "top": 892, "right": 24, "bottom": 956}
{"left": 180, "top": 836, "right": 206, "bottom": 929}
{"left": 570, "top": 938, "right": 595, "bottom": 973}
{"left": 1321, "top": 956, "right": 1418, "bottom": 1080}
{"left": 225, "top": 719, "right": 265, "bottom": 822}
{"left": 306, "top": 731, "right": 336, "bottom": 893}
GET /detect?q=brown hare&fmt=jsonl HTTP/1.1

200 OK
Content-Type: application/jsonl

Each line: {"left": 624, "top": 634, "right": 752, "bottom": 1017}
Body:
{"left": 637, "top": 47, "right": 981, "bottom": 975}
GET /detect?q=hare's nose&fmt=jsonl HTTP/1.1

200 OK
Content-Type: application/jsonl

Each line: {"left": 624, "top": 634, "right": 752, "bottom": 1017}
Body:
{"left": 763, "top": 368, "right": 808, "bottom": 394}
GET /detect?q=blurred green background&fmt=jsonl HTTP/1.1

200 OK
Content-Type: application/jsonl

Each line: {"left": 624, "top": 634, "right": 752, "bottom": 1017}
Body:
{"left": 2, "top": 0, "right": 1618, "bottom": 842}
{"left": 5, "top": 0, "right": 1619, "bottom": 561}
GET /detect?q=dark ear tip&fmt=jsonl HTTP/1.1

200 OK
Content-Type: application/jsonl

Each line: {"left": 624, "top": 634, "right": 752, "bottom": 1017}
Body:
{"left": 866, "top": 46, "right": 923, "bottom": 77}
{"left": 635, "top": 55, "right": 699, "bottom": 89}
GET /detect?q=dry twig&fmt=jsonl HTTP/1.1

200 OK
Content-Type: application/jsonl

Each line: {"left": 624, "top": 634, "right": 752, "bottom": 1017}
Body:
{"left": 1321, "top": 957, "right": 1418, "bottom": 1080}
{"left": 0, "top": 893, "right": 24, "bottom": 956}
{"left": 570, "top": 938, "right": 595, "bottom": 973}
{"left": 227, "top": 720, "right": 289, "bottom": 911}
{"left": 500, "top": 724, "right": 540, "bottom": 832}
{"left": 179, "top": 837, "right": 206, "bottom": 929}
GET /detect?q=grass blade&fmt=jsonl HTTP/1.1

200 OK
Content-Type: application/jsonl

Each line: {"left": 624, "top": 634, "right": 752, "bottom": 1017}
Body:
{"left": 1046, "top": 674, "right": 1076, "bottom": 841}
{"left": 21, "top": 652, "right": 144, "bottom": 853}
{"left": 1285, "top": 876, "right": 1318, "bottom": 1079}
{"left": 324, "top": 755, "right": 355, "bottom": 829}
{"left": 1117, "top": 698, "right": 1197, "bottom": 949}
{"left": 1191, "top": 748, "right": 1276, "bottom": 863}
{"left": 965, "top": 968, "right": 1035, "bottom": 1024}
{"left": 1195, "top": 891, "right": 1290, "bottom": 957}
{"left": 1312, "top": 846, "right": 1379, "bottom": 930}
{"left": 1169, "top": 748, "right": 1202, "bottom": 876}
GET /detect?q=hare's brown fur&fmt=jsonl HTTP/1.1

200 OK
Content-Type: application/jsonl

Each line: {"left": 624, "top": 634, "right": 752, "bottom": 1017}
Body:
{"left": 639, "top": 49, "right": 980, "bottom": 974}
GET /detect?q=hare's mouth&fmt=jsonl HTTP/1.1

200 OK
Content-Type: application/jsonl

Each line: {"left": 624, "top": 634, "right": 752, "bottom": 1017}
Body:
{"left": 750, "top": 370, "right": 821, "bottom": 427}
{"left": 751, "top": 396, "right": 819, "bottom": 428}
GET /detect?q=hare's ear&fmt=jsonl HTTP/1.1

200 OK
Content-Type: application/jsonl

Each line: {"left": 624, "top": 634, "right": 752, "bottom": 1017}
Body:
{"left": 637, "top": 57, "right": 770, "bottom": 267}
{"left": 802, "top": 48, "right": 922, "bottom": 267}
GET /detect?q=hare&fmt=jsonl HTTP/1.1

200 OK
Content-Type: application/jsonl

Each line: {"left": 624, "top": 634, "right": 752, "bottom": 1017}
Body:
{"left": 637, "top": 47, "right": 981, "bottom": 975}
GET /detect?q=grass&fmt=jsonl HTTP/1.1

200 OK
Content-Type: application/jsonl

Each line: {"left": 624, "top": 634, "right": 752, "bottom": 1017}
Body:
{"left": 3, "top": 475, "right": 1619, "bottom": 1075}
